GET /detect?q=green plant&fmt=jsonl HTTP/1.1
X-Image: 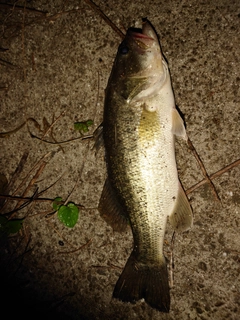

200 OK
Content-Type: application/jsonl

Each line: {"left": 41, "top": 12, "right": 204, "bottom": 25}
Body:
{"left": 53, "top": 197, "right": 79, "bottom": 228}
{"left": 74, "top": 119, "right": 93, "bottom": 134}
{"left": 0, "top": 215, "right": 23, "bottom": 240}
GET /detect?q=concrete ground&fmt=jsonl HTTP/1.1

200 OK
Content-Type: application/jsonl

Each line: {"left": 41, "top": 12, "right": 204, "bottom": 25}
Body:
{"left": 0, "top": 0, "right": 239, "bottom": 319}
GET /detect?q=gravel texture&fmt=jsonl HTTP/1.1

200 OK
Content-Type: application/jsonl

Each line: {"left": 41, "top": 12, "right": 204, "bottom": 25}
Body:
{"left": 0, "top": 1, "right": 239, "bottom": 319}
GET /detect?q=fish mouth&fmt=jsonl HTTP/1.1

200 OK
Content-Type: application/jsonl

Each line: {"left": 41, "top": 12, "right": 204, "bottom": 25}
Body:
{"left": 128, "top": 20, "right": 158, "bottom": 50}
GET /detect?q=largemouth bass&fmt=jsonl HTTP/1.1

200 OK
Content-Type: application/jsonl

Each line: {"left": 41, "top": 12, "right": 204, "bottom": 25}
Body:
{"left": 99, "top": 19, "right": 193, "bottom": 313}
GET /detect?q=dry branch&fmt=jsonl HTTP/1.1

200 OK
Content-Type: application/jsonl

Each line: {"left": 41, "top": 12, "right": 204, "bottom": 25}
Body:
{"left": 84, "top": 0, "right": 125, "bottom": 39}
{"left": 186, "top": 159, "right": 240, "bottom": 195}
{"left": 187, "top": 137, "right": 220, "bottom": 201}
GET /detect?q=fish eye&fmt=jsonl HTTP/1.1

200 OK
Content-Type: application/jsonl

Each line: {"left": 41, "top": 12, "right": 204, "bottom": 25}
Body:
{"left": 119, "top": 44, "right": 129, "bottom": 55}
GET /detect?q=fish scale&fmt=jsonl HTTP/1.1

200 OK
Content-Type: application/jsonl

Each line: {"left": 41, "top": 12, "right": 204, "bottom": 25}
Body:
{"left": 98, "top": 19, "right": 193, "bottom": 312}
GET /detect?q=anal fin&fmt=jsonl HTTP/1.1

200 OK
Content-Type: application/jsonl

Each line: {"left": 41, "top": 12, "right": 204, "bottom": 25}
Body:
{"left": 98, "top": 178, "right": 129, "bottom": 232}
{"left": 169, "top": 182, "right": 193, "bottom": 232}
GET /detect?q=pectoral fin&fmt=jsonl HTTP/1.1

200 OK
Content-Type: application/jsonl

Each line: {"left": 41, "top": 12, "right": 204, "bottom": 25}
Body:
{"left": 172, "top": 109, "right": 187, "bottom": 140}
{"left": 98, "top": 178, "right": 129, "bottom": 232}
{"left": 169, "top": 182, "right": 193, "bottom": 232}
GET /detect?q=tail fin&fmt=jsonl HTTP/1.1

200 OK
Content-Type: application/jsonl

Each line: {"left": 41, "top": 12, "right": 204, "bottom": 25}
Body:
{"left": 113, "top": 251, "right": 170, "bottom": 312}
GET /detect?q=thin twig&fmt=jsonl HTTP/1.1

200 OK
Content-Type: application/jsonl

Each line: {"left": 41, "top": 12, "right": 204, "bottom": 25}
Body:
{"left": 91, "top": 263, "right": 122, "bottom": 270}
{"left": 46, "top": 221, "right": 75, "bottom": 247}
{"left": 187, "top": 137, "right": 220, "bottom": 201}
{"left": 0, "top": 190, "right": 38, "bottom": 217}
{"left": 13, "top": 152, "right": 52, "bottom": 190}
{"left": 7, "top": 151, "right": 29, "bottom": 193}
{"left": 48, "top": 114, "right": 65, "bottom": 153}
{"left": 1, "top": 152, "right": 29, "bottom": 212}
{"left": 62, "top": 72, "right": 102, "bottom": 205}
{"left": 186, "top": 158, "right": 240, "bottom": 195}
{"left": 0, "top": 194, "right": 93, "bottom": 211}
{"left": 29, "top": 132, "right": 93, "bottom": 144}
{"left": 0, "top": 58, "right": 19, "bottom": 69}
{"left": 84, "top": 0, "right": 125, "bottom": 39}
{"left": 37, "top": 172, "right": 66, "bottom": 197}
{"left": 21, "top": 1, "right": 27, "bottom": 87}
{"left": 0, "top": 3, "right": 48, "bottom": 15}
{"left": 0, "top": 121, "right": 26, "bottom": 138}
{"left": 1, "top": 5, "right": 85, "bottom": 39}
{"left": 58, "top": 238, "right": 92, "bottom": 254}
{"left": 11, "top": 161, "right": 47, "bottom": 217}
{"left": 63, "top": 175, "right": 82, "bottom": 206}
{"left": 0, "top": 115, "right": 93, "bottom": 146}
{"left": 40, "top": 111, "right": 66, "bottom": 140}
{"left": 0, "top": 86, "right": 9, "bottom": 91}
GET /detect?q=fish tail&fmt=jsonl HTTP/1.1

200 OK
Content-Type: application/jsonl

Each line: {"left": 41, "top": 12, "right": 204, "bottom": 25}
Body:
{"left": 113, "top": 251, "right": 170, "bottom": 312}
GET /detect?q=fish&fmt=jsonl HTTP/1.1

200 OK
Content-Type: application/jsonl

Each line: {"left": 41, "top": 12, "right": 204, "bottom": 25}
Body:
{"left": 98, "top": 19, "right": 193, "bottom": 313}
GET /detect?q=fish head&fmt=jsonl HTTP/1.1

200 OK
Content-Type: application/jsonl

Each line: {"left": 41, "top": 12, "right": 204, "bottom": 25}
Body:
{"left": 110, "top": 20, "right": 167, "bottom": 102}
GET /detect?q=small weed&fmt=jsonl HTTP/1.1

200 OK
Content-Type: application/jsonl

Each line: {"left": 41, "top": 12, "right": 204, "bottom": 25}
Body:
{"left": 74, "top": 120, "right": 93, "bottom": 134}
{"left": 53, "top": 197, "right": 79, "bottom": 228}
{"left": 0, "top": 215, "right": 23, "bottom": 240}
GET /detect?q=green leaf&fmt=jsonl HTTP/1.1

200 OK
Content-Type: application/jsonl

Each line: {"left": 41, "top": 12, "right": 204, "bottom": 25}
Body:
{"left": 53, "top": 197, "right": 62, "bottom": 210}
{"left": 74, "top": 120, "right": 93, "bottom": 134}
{"left": 6, "top": 219, "right": 23, "bottom": 233}
{"left": 57, "top": 202, "right": 79, "bottom": 228}
{"left": 0, "top": 215, "right": 23, "bottom": 239}
{"left": 86, "top": 119, "right": 93, "bottom": 127}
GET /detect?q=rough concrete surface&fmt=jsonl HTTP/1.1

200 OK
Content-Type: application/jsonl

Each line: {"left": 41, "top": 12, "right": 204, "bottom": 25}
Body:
{"left": 0, "top": 0, "right": 239, "bottom": 319}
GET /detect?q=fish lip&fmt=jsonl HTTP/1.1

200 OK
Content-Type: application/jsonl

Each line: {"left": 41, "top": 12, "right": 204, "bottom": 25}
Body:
{"left": 130, "top": 31, "right": 155, "bottom": 41}
{"left": 128, "top": 31, "right": 155, "bottom": 51}
{"left": 128, "top": 21, "right": 157, "bottom": 50}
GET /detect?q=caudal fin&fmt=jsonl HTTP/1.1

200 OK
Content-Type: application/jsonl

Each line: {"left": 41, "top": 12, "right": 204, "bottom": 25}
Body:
{"left": 113, "top": 251, "right": 170, "bottom": 312}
